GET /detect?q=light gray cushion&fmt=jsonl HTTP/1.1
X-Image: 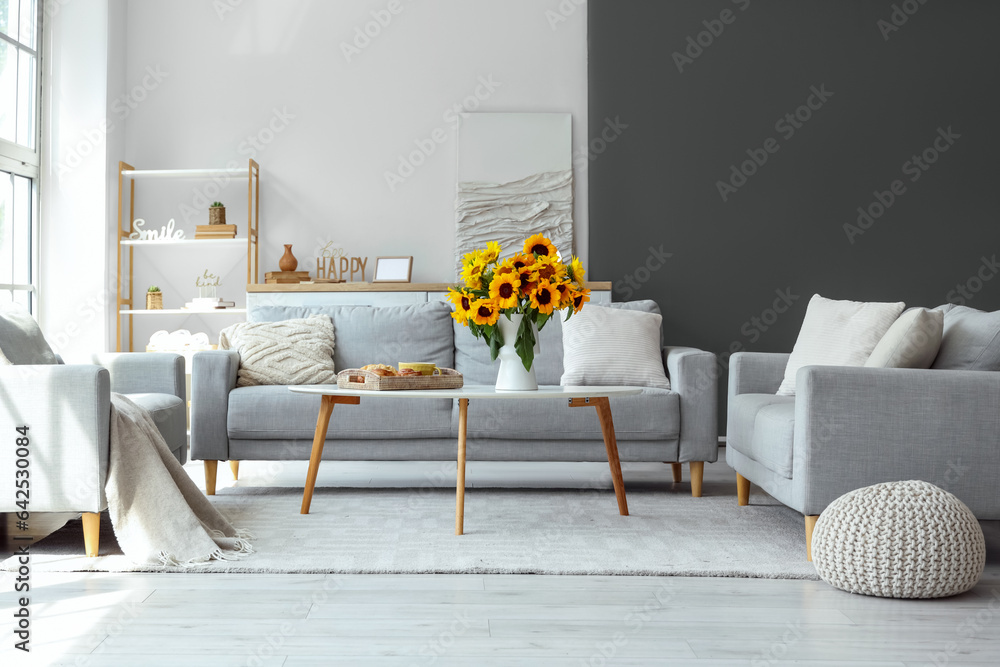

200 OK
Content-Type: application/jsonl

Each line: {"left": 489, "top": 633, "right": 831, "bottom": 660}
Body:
{"left": 227, "top": 385, "right": 452, "bottom": 439}
{"left": 932, "top": 306, "right": 1000, "bottom": 371}
{"left": 453, "top": 300, "right": 661, "bottom": 385}
{"left": 452, "top": 387, "right": 680, "bottom": 441}
{"left": 561, "top": 305, "right": 669, "bottom": 389}
{"left": 727, "top": 393, "right": 796, "bottom": 479}
{"left": 0, "top": 304, "right": 58, "bottom": 365}
{"left": 126, "top": 392, "right": 187, "bottom": 463}
{"left": 219, "top": 316, "right": 337, "bottom": 387}
{"left": 865, "top": 308, "right": 943, "bottom": 369}
{"left": 250, "top": 302, "right": 454, "bottom": 372}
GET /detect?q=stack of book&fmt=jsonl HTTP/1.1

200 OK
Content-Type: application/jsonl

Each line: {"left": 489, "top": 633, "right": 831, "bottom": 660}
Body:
{"left": 265, "top": 271, "right": 310, "bottom": 284}
{"left": 183, "top": 297, "right": 237, "bottom": 311}
{"left": 195, "top": 224, "right": 237, "bottom": 239}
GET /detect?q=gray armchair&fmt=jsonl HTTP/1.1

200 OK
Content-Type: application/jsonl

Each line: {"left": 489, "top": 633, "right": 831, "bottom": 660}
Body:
{"left": 726, "top": 351, "right": 1000, "bottom": 560}
{"left": 0, "top": 307, "right": 187, "bottom": 557}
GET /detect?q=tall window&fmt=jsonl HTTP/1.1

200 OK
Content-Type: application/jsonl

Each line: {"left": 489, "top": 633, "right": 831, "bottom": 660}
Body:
{"left": 0, "top": 0, "right": 40, "bottom": 312}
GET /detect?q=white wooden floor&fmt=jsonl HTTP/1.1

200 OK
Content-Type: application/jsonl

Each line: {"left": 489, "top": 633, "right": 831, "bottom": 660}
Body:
{"left": 3, "top": 451, "right": 999, "bottom": 666}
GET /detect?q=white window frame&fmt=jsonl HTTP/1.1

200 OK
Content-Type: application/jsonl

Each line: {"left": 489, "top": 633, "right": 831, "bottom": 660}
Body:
{"left": 0, "top": 0, "right": 43, "bottom": 312}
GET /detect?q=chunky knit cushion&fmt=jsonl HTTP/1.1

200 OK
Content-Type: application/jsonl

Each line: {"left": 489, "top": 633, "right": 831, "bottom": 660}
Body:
{"left": 812, "top": 481, "right": 985, "bottom": 598}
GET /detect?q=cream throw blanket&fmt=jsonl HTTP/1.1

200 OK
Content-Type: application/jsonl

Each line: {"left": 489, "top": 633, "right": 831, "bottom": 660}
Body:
{"left": 108, "top": 394, "right": 253, "bottom": 566}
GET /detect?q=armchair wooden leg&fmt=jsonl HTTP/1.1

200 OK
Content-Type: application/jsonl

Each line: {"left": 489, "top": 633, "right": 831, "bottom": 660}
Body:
{"left": 229, "top": 460, "right": 240, "bottom": 481}
{"left": 805, "top": 515, "right": 819, "bottom": 562}
{"left": 670, "top": 462, "right": 682, "bottom": 483}
{"left": 204, "top": 460, "right": 219, "bottom": 495}
{"left": 689, "top": 462, "right": 704, "bottom": 497}
{"left": 82, "top": 512, "right": 100, "bottom": 558}
{"left": 737, "top": 473, "right": 750, "bottom": 506}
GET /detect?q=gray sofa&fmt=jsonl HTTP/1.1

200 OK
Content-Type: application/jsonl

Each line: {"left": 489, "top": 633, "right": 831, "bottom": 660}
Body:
{"left": 190, "top": 300, "right": 719, "bottom": 495}
{"left": 727, "top": 305, "right": 1000, "bottom": 560}
{"left": 0, "top": 308, "right": 187, "bottom": 556}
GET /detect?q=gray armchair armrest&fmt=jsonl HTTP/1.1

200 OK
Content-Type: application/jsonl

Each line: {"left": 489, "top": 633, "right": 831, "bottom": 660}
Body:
{"left": 0, "top": 365, "right": 111, "bottom": 513}
{"left": 190, "top": 350, "right": 240, "bottom": 461}
{"left": 663, "top": 347, "right": 719, "bottom": 462}
{"left": 794, "top": 365, "right": 1000, "bottom": 518}
{"left": 729, "top": 352, "right": 790, "bottom": 398}
{"left": 88, "top": 352, "right": 185, "bottom": 400}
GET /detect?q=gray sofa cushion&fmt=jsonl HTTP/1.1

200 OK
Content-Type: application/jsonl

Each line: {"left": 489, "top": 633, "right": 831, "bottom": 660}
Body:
{"left": 127, "top": 392, "right": 187, "bottom": 463}
{"left": 452, "top": 387, "right": 680, "bottom": 441}
{"left": 249, "top": 302, "right": 454, "bottom": 371}
{"left": 0, "top": 304, "right": 58, "bottom": 365}
{"left": 727, "top": 393, "right": 796, "bottom": 479}
{"left": 228, "top": 385, "right": 453, "bottom": 440}
{"left": 932, "top": 306, "right": 1000, "bottom": 371}
{"left": 453, "top": 300, "right": 662, "bottom": 385}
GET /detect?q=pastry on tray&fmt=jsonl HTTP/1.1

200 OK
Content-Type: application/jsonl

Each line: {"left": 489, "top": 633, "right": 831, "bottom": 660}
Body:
{"left": 360, "top": 363, "right": 398, "bottom": 377}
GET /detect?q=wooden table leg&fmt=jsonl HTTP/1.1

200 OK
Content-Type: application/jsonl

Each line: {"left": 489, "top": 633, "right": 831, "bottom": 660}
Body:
{"left": 300, "top": 395, "right": 360, "bottom": 514}
{"left": 455, "top": 398, "right": 469, "bottom": 535}
{"left": 593, "top": 397, "right": 629, "bottom": 516}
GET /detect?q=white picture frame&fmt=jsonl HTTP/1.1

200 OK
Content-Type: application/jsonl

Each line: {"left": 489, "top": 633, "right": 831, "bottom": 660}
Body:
{"left": 372, "top": 256, "right": 413, "bottom": 283}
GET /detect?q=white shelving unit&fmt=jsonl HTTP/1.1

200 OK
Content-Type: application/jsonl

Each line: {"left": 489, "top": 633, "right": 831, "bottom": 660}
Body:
{"left": 115, "top": 159, "right": 260, "bottom": 351}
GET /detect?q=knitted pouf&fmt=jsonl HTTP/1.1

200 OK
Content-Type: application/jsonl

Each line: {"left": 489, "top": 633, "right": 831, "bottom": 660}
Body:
{"left": 812, "top": 480, "right": 985, "bottom": 598}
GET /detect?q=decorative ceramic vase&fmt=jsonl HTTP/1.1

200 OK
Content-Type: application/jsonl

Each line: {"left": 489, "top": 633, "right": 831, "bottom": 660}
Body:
{"left": 279, "top": 244, "right": 298, "bottom": 272}
{"left": 495, "top": 313, "right": 540, "bottom": 391}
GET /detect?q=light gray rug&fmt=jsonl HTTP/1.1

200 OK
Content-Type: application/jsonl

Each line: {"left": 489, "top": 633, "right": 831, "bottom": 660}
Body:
{"left": 3, "top": 485, "right": 819, "bottom": 579}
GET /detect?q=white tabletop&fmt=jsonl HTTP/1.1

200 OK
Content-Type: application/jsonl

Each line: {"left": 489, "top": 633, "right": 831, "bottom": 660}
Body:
{"left": 288, "top": 385, "right": 643, "bottom": 400}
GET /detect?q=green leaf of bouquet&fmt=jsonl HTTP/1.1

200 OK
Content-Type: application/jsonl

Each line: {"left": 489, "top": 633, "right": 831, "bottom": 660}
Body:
{"left": 536, "top": 312, "right": 550, "bottom": 331}
{"left": 515, "top": 316, "right": 536, "bottom": 371}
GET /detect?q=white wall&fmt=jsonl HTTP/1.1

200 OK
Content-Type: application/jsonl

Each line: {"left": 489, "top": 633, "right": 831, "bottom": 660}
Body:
{"left": 39, "top": 0, "right": 128, "bottom": 357}
{"left": 116, "top": 0, "right": 588, "bottom": 350}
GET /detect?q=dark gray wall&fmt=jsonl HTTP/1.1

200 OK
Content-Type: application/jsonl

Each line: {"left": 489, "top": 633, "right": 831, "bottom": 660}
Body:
{"left": 589, "top": 0, "right": 1000, "bottom": 431}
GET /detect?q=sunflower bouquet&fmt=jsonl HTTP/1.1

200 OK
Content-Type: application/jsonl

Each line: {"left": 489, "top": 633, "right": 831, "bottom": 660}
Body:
{"left": 448, "top": 234, "right": 590, "bottom": 371}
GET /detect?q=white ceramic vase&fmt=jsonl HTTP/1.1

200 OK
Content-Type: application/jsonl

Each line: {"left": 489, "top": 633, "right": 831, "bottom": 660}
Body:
{"left": 495, "top": 313, "right": 539, "bottom": 391}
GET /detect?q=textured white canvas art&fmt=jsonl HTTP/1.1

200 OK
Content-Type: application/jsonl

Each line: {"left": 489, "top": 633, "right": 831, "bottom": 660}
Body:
{"left": 455, "top": 113, "right": 573, "bottom": 274}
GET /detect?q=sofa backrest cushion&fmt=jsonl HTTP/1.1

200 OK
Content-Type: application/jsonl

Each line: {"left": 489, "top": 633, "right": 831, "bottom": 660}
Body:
{"left": 931, "top": 305, "right": 1000, "bottom": 371}
{"left": 249, "top": 302, "right": 455, "bottom": 372}
{"left": 865, "top": 307, "right": 943, "bottom": 369}
{"left": 0, "top": 304, "right": 58, "bottom": 365}
{"left": 453, "top": 299, "right": 661, "bottom": 385}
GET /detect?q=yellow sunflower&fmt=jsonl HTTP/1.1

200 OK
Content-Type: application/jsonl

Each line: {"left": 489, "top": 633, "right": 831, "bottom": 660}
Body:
{"left": 510, "top": 252, "right": 536, "bottom": 270}
{"left": 489, "top": 272, "right": 521, "bottom": 309}
{"left": 482, "top": 241, "right": 502, "bottom": 264}
{"left": 570, "top": 286, "right": 591, "bottom": 313}
{"left": 552, "top": 279, "right": 573, "bottom": 308}
{"left": 516, "top": 265, "right": 538, "bottom": 295}
{"left": 533, "top": 255, "right": 560, "bottom": 282}
{"left": 529, "top": 280, "right": 559, "bottom": 315}
{"left": 461, "top": 261, "right": 485, "bottom": 289}
{"left": 447, "top": 289, "right": 475, "bottom": 325}
{"left": 524, "top": 234, "right": 557, "bottom": 258}
{"left": 470, "top": 299, "right": 500, "bottom": 326}
{"left": 567, "top": 257, "right": 586, "bottom": 287}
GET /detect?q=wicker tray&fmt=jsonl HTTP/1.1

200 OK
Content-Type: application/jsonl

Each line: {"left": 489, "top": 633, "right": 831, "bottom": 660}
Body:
{"left": 336, "top": 368, "right": 464, "bottom": 391}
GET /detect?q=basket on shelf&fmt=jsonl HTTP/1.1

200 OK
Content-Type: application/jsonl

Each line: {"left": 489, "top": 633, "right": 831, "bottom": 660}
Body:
{"left": 146, "top": 292, "right": 163, "bottom": 310}
{"left": 209, "top": 205, "right": 226, "bottom": 226}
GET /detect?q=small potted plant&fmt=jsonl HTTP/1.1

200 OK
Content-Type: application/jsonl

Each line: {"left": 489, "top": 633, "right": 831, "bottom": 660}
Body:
{"left": 146, "top": 285, "right": 163, "bottom": 310}
{"left": 209, "top": 201, "right": 226, "bottom": 226}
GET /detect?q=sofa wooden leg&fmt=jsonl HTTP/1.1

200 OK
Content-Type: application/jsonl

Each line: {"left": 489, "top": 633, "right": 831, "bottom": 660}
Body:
{"left": 670, "top": 462, "right": 682, "bottom": 483}
{"left": 204, "top": 460, "right": 219, "bottom": 495}
{"left": 689, "top": 462, "right": 704, "bottom": 497}
{"left": 737, "top": 473, "right": 750, "bottom": 506}
{"left": 82, "top": 512, "right": 100, "bottom": 558}
{"left": 805, "top": 515, "right": 819, "bottom": 562}
{"left": 229, "top": 460, "right": 240, "bottom": 481}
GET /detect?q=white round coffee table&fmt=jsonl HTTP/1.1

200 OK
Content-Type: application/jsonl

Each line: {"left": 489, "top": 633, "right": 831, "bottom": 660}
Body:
{"left": 289, "top": 385, "right": 642, "bottom": 535}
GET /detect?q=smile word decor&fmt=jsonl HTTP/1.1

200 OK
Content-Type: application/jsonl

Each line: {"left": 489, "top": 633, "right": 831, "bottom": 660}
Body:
{"left": 129, "top": 218, "right": 185, "bottom": 241}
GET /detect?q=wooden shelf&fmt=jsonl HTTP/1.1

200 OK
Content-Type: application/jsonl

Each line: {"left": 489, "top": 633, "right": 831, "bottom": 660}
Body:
{"left": 247, "top": 281, "right": 613, "bottom": 293}
{"left": 121, "top": 238, "right": 246, "bottom": 246}
{"left": 120, "top": 309, "right": 247, "bottom": 315}
{"left": 120, "top": 168, "right": 249, "bottom": 179}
